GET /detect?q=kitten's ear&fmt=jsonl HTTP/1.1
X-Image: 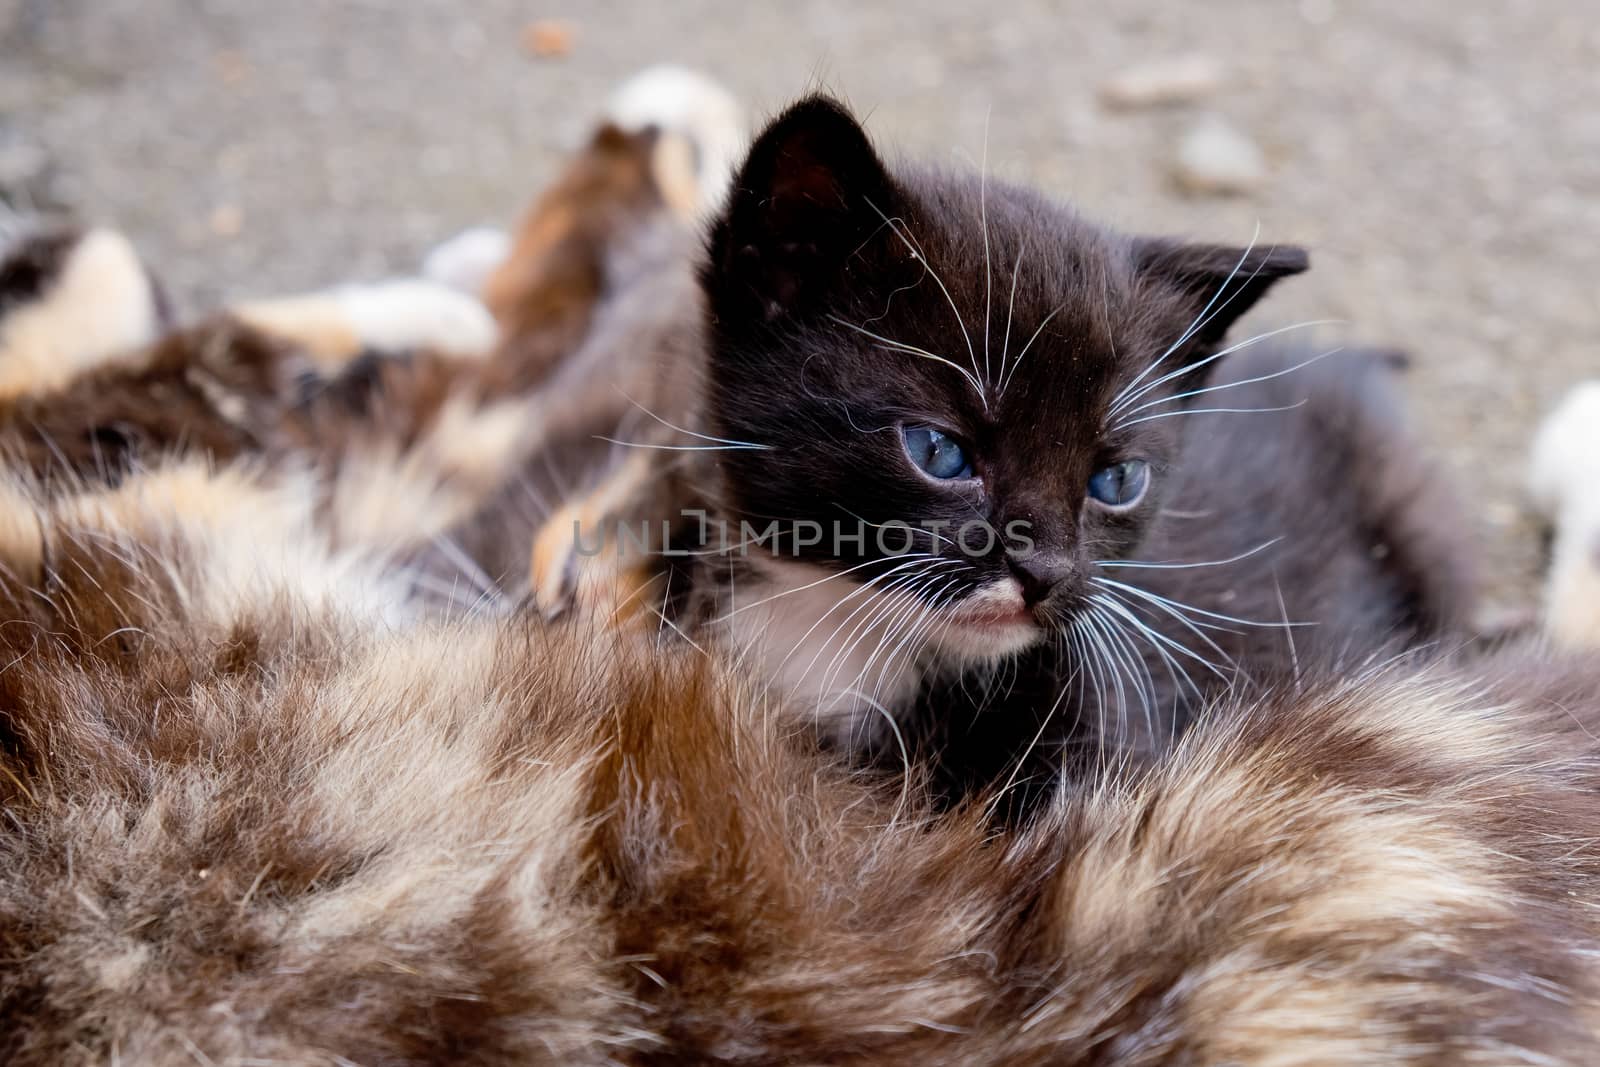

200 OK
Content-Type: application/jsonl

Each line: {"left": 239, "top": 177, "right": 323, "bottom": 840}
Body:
{"left": 707, "top": 95, "right": 895, "bottom": 325}
{"left": 1135, "top": 240, "right": 1309, "bottom": 347}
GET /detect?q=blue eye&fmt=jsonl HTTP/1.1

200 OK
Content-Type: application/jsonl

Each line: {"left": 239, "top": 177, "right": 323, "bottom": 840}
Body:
{"left": 1087, "top": 460, "right": 1150, "bottom": 509}
{"left": 902, "top": 425, "right": 973, "bottom": 480}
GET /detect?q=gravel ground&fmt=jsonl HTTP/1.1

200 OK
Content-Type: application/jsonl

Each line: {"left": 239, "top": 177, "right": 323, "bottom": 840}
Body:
{"left": 3, "top": 0, "right": 1597, "bottom": 614}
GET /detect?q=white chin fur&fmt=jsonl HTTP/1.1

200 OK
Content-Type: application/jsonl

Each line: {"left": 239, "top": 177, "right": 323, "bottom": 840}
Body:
{"left": 927, "top": 578, "right": 1045, "bottom": 663}
{"left": 722, "top": 560, "right": 1041, "bottom": 743}
{"left": 927, "top": 616, "right": 1045, "bottom": 663}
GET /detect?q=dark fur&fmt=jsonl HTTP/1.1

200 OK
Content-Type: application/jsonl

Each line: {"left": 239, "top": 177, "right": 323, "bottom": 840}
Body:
{"left": 631, "top": 98, "right": 1471, "bottom": 807}
{"left": 699, "top": 99, "right": 1305, "bottom": 586}
{"left": 0, "top": 225, "right": 79, "bottom": 316}
{"left": 0, "top": 316, "right": 314, "bottom": 484}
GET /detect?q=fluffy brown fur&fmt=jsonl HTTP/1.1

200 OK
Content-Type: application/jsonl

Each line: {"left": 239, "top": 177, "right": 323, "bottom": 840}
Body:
{"left": 3, "top": 449, "right": 1600, "bottom": 1064}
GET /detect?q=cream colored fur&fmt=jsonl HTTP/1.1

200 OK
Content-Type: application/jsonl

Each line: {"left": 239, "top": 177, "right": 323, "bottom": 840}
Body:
{"left": 1529, "top": 380, "right": 1600, "bottom": 649}
{"left": 0, "top": 229, "right": 160, "bottom": 398}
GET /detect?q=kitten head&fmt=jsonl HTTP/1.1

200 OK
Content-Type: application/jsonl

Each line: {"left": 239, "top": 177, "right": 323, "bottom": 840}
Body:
{"left": 701, "top": 97, "right": 1305, "bottom": 667}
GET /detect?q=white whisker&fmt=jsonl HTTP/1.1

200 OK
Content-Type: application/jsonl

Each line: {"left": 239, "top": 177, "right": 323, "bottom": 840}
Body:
{"left": 1110, "top": 224, "right": 1261, "bottom": 408}
{"left": 999, "top": 238, "right": 1026, "bottom": 386}
{"left": 980, "top": 109, "right": 993, "bottom": 388}
{"left": 996, "top": 649, "right": 1076, "bottom": 803}
{"left": 862, "top": 198, "right": 984, "bottom": 401}
{"left": 780, "top": 558, "right": 962, "bottom": 681}
{"left": 1113, "top": 399, "right": 1309, "bottom": 430}
{"left": 1091, "top": 591, "right": 1236, "bottom": 686}
{"left": 715, "top": 552, "right": 938, "bottom": 622}
{"left": 617, "top": 392, "right": 770, "bottom": 449}
{"left": 1112, "top": 343, "right": 1345, "bottom": 421}
{"left": 819, "top": 577, "right": 939, "bottom": 711}
{"left": 1109, "top": 321, "right": 1343, "bottom": 420}
{"left": 998, "top": 303, "right": 1063, "bottom": 397}
{"left": 829, "top": 315, "right": 988, "bottom": 409}
{"left": 1094, "top": 538, "right": 1283, "bottom": 571}
{"left": 594, "top": 437, "right": 769, "bottom": 452}
{"left": 1273, "top": 568, "right": 1301, "bottom": 688}
{"left": 1094, "top": 574, "right": 1311, "bottom": 630}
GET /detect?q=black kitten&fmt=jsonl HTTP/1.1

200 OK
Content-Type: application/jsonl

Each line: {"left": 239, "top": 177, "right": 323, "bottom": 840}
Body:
{"left": 694, "top": 99, "right": 1301, "bottom": 730}
{"left": 519, "top": 95, "right": 1472, "bottom": 812}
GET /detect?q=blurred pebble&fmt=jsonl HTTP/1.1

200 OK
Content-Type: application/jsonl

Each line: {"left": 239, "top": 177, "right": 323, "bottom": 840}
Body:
{"left": 1174, "top": 116, "right": 1266, "bottom": 195}
{"left": 209, "top": 203, "right": 243, "bottom": 238}
{"left": 1099, "top": 54, "right": 1223, "bottom": 109}
{"left": 521, "top": 20, "right": 574, "bottom": 58}
{"left": 213, "top": 49, "right": 252, "bottom": 87}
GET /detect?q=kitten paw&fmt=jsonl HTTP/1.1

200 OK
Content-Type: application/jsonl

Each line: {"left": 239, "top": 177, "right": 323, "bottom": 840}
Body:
{"left": 529, "top": 452, "right": 664, "bottom": 626}
{"left": 1529, "top": 380, "right": 1600, "bottom": 650}
{"left": 0, "top": 225, "right": 163, "bottom": 399}
{"left": 422, "top": 226, "right": 511, "bottom": 297}
{"left": 233, "top": 279, "right": 498, "bottom": 370}
{"left": 1529, "top": 380, "right": 1600, "bottom": 520}
{"left": 336, "top": 279, "right": 498, "bottom": 359}
{"left": 529, "top": 500, "right": 658, "bottom": 628}
{"left": 606, "top": 65, "right": 744, "bottom": 215}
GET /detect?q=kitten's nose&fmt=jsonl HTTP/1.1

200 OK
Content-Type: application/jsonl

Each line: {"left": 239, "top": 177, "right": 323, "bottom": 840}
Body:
{"left": 1008, "top": 552, "right": 1071, "bottom": 606}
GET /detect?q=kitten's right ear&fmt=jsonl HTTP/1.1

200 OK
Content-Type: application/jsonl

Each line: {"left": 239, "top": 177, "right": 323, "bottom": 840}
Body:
{"left": 706, "top": 96, "right": 896, "bottom": 326}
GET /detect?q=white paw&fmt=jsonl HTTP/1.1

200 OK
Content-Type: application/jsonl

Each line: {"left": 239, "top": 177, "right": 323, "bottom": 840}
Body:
{"left": 0, "top": 227, "right": 161, "bottom": 397}
{"left": 336, "top": 279, "right": 498, "bottom": 359}
{"left": 606, "top": 65, "right": 745, "bottom": 213}
{"left": 1529, "top": 381, "right": 1600, "bottom": 520}
{"left": 421, "top": 226, "right": 511, "bottom": 297}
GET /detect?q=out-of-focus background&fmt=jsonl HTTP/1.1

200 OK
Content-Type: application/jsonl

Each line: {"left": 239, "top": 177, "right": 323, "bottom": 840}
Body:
{"left": 2, "top": 0, "right": 1596, "bottom": 613}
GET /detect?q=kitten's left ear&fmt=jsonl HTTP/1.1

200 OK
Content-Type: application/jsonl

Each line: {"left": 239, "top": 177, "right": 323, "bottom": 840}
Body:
{"left": 1135, "top": 240, "right": 1309, "bottom": 347}
{"left": 705, "top": 95, "right": 897, "bottom": 327}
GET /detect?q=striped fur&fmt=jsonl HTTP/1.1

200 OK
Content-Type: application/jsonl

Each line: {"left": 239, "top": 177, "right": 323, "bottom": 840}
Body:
{"left": 2, "top": 442, "right": 1600, "bottom": 1063}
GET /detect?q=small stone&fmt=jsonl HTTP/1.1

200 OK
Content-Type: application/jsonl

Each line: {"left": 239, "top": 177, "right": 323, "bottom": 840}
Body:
{"left": 209, "top": 203, "right": 244, "bottom": 238}
{"left": 521, "top": 20, "right": 574, "bottom": 58}
{"left": 1174, "top": 117, "right": 1267, "bottom": 196}
{"left": 213, "top": 48, "right": 252, "bottom": 86}
{"left": 1099, "top": 55, "right": 1224, "bottom": 109}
